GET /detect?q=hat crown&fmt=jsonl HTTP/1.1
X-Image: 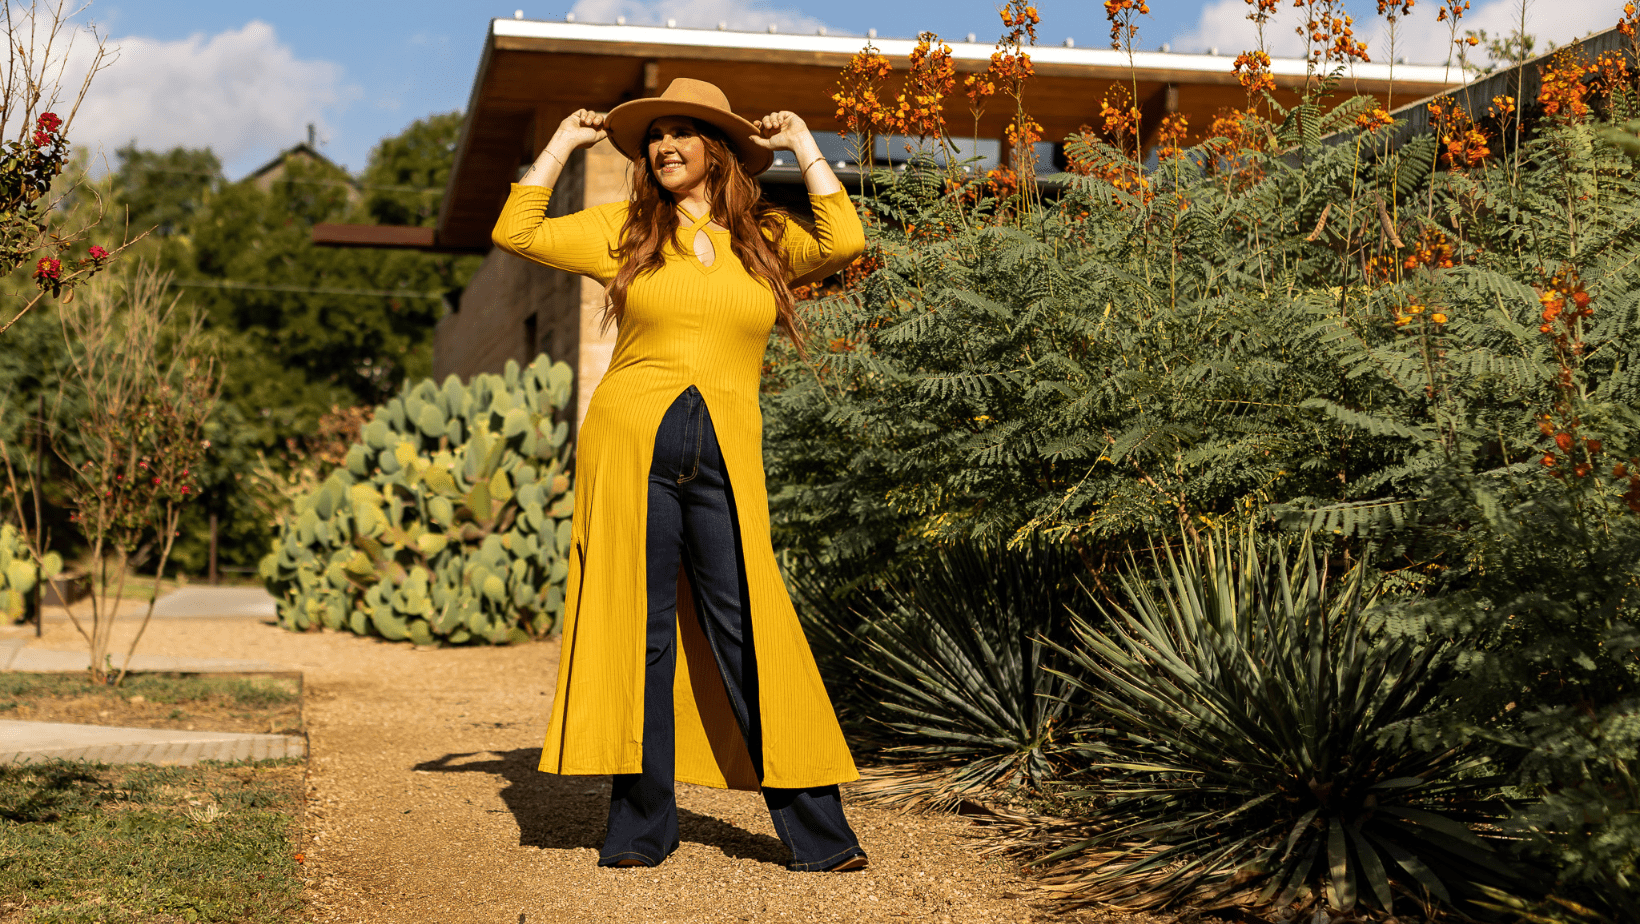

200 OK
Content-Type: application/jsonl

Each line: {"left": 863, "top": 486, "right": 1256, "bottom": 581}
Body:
{"left": 656, "top": 78, "right": 731, "bottom": 113}
{"left": 602, "top": 77, "right": 774, "bottom": 175}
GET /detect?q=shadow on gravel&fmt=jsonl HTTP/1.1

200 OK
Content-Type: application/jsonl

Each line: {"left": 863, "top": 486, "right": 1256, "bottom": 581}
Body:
{"left": 413, "top": 749, "right": 788, "bottom": 865}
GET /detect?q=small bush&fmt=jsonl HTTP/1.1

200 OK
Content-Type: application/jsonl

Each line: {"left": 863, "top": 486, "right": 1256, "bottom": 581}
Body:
{"left": 1399, "top": 472, "right": 1640, "bottom": 921}
{"left": 801, "top": 540, "right": 1092, "bottom": 804}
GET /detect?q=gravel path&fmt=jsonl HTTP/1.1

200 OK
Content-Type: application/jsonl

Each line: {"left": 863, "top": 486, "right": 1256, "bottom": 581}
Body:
{"left": 20, "top": 615, "right": 1060, "bottom": 924}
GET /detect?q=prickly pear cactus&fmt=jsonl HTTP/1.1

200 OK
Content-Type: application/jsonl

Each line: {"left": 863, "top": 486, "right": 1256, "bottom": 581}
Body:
{"left": 261, "top": 356, "right": 576, "bottom": 645}
{"left": 0, "top": 524, "right": 60, "bottom": 621}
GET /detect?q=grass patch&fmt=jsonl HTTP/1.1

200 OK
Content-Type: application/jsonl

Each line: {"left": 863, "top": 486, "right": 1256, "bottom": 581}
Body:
{"left": 0, "top": 674, "right": 298, "bottom": 709}
{"left": 0, "top": 674, "right": 302, "bottom": 736}
{"left": 0, "top": 760, "right": 304, "bottom": 923}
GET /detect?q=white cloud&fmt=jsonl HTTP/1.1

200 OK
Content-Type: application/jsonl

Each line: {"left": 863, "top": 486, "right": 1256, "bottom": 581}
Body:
{"left": 66, "top": 21, "right": 359, "bottom": 174}
{"left": 1172, "top": 0, "right": 1623, "bottom": 66}
{"left": 568, "top": 0, "right": 832, "bottom": 34}
{"left": 1170, "top": 0, "right": 1310, "bottom": 59}
{"left": 1387, "top": 0, "right": 1619, "bottom": 66}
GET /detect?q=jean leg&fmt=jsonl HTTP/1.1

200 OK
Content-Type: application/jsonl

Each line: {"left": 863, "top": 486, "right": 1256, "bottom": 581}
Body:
{"left": 599, "top": 395, "right": 694, "bottom": 867}
{"left": 676, "top": 403, "right": 866, "bottom": 871}
{"left": 676, "top": 412, "right": 760, "bottom": 766}
{"left": 766, "top": 786, "right": 867, "bottom": 871}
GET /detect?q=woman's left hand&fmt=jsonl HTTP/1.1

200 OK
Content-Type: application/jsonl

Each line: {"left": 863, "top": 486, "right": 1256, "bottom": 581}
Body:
{"left": 751, "top": 111, "right": 811, "bottom": 152}
{"left": 752, "top": 110, "right": 839, "bottom": 194}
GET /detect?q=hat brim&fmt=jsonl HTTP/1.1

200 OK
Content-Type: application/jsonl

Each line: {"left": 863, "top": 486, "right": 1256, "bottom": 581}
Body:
{"left": 604, "top": 98, "right": 775, "bottom": 177}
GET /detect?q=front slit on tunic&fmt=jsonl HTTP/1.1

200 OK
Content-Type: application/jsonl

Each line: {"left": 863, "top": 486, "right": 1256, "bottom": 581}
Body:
{"left": 598, "top": 387, "right": 865, "bottom": 870}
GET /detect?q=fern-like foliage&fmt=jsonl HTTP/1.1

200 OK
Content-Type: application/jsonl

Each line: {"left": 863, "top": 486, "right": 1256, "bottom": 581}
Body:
{"left": 767, "top": 83, "right": 1640, "bottom": 559}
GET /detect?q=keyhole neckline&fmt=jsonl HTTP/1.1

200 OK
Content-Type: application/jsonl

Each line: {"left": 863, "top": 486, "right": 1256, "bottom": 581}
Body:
{"left": 678, "top": 208, "right": 721, "bottom": 274}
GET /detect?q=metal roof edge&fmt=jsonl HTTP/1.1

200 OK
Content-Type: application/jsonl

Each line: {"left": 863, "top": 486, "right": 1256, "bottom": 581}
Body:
{"left": 436, "top": 21, "right": 505, "bottom": 245}
{"left": 489, "top": 18, "right": 1462, "bottom": 85}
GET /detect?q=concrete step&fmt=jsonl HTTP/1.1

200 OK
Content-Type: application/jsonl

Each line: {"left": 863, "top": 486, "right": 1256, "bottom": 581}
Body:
{"left": 0, "top": 720, "right": 306, "bottom": 765}
{"left": 0, "top": 642, "right": 285, "bottom": 673}
{"left": 149, "top": 587, "right": 278, "bottom": 619}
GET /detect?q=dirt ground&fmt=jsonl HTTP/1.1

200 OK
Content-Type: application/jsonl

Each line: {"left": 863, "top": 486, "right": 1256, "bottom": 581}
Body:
{"left": 12, "top": 612, "right": 1093, "bottom": 924}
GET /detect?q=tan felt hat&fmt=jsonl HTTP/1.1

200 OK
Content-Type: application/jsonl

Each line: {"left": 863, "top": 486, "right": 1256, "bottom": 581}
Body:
{"left": 604, "top": 78, "right": 774, "bottom": 176}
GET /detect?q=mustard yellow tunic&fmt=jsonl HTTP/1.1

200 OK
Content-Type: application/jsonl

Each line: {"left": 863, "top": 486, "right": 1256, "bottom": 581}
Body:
{"left": 492, "top": 184, "right": 866, "bottom": 791}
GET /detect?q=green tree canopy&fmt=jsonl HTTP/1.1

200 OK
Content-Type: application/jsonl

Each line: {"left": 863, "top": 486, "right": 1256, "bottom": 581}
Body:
{"left": 361, "top": 111, "right": 462, "bottom": 227}
{"left": 150, "top": 114, "right": 478, "bottom": 440}
{"left": 108, "top": 144, "right": 223, "bottom": 239}
{"left": 3, "top": 113, "right": 484, "bottom": 571}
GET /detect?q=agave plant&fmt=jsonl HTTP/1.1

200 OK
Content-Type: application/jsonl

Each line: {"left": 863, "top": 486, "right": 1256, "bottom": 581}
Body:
{"left": 1041, "top": 528, "right": 1517, "bottom": 915}
{"left": 824, "top": 540, "right": 1093, "bottom": 804}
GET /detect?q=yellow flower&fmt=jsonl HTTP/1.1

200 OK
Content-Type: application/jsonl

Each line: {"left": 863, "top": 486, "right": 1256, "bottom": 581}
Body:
{"left": 1432, "top": 312, "right": 1448, "bottom": 323}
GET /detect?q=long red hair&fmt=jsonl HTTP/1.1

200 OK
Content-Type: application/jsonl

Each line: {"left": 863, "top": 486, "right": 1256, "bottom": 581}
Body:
{"left": 606, "top": 119, "right": 803, "bottom": 352}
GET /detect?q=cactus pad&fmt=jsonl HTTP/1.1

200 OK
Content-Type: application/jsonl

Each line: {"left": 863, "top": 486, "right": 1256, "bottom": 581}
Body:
{"left": 262, "top": 354, "right": 576, "bottom": 645}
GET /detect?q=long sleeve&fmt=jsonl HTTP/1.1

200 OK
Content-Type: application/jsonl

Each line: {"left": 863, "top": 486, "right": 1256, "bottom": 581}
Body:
{"left": 783, "top": 190, "right": 866, "bottom": 287}
{"left": 491, "top": 184, "right": 625, "bottom": 282}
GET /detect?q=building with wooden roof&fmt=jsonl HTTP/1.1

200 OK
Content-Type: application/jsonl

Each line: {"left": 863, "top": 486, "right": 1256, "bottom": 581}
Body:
{"left": 316, "top": 17, "right": 1463, "bottom": 432}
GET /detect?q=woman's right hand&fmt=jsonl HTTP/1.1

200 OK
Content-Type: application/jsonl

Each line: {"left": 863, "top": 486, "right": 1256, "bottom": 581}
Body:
{"left": 520, "top": 109, "right": 607, "bottom": 187}
{"left": 554, "top": 109, "right": 608, "bottom": 149}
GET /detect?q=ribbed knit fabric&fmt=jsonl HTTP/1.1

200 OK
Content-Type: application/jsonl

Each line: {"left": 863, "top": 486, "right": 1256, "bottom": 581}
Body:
{"left": 492, "top": 184, "right": 866, "bottom": 791}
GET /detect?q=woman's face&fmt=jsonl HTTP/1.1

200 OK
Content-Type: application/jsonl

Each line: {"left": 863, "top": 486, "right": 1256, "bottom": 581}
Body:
{"left": 646, "top": 116, "right": 710, "bottom": 197}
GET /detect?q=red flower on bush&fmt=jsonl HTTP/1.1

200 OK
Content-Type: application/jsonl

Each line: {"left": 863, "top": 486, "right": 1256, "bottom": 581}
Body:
{"left": 36, "top": 112, "right": 61, "bottom": 133}
{"left": 32, "top": 130, "right": 51, "bottom": 147}
{"left": 89, "top": 245, "right": 108, "bottom": 261}
{"left": 34, "top": 257, "right": 60, "bottom": 282}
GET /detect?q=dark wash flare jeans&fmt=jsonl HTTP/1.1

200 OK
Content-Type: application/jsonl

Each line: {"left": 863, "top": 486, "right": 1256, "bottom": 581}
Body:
{"left": 598, "top": 385, "right": 866, "bottom": 872}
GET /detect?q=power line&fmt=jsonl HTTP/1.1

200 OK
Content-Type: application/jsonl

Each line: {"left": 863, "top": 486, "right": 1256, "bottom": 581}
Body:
{"left": 117, "top": 165, "right": 445, "bottom": 194}
{"left": 167, "top": 279, "right": 446, "bottom": 300}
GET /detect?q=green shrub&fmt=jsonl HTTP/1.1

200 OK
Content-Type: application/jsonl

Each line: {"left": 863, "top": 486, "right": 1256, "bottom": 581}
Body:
{"left": 1046, "top": 529, "right": 1514, "bottom": 915}
{"left": 763, "top": 49, "right": 1640, "bottom": 913}
{"left": 260, "top": 356, "right": 574, "bottom": 645}
{"left": 765, "top": 77, "right": 1640, "bottom": 589}
{"left": 1399, "top": 471, "right": 1640, "bottom": 921}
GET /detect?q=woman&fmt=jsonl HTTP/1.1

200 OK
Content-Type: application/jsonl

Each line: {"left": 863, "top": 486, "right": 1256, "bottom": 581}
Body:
{"left": 491, "top": 78, "right": 868, "bottom": 872}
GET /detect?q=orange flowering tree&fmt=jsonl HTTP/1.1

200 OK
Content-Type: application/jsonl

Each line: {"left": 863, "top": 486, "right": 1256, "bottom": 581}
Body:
{"left": 778, "top": 8, "right": 1640, "bottom": 919}
{"left": 830, "top": 40, "right": 895, "bottom": 177}
{"left": 893, "top": 33, "right": 956, "bottom": 142}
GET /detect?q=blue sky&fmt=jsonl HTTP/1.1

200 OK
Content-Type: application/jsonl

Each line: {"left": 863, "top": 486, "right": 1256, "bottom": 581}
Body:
{"left": 62, "top": 0, "right": 1625, "bottom": 179}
